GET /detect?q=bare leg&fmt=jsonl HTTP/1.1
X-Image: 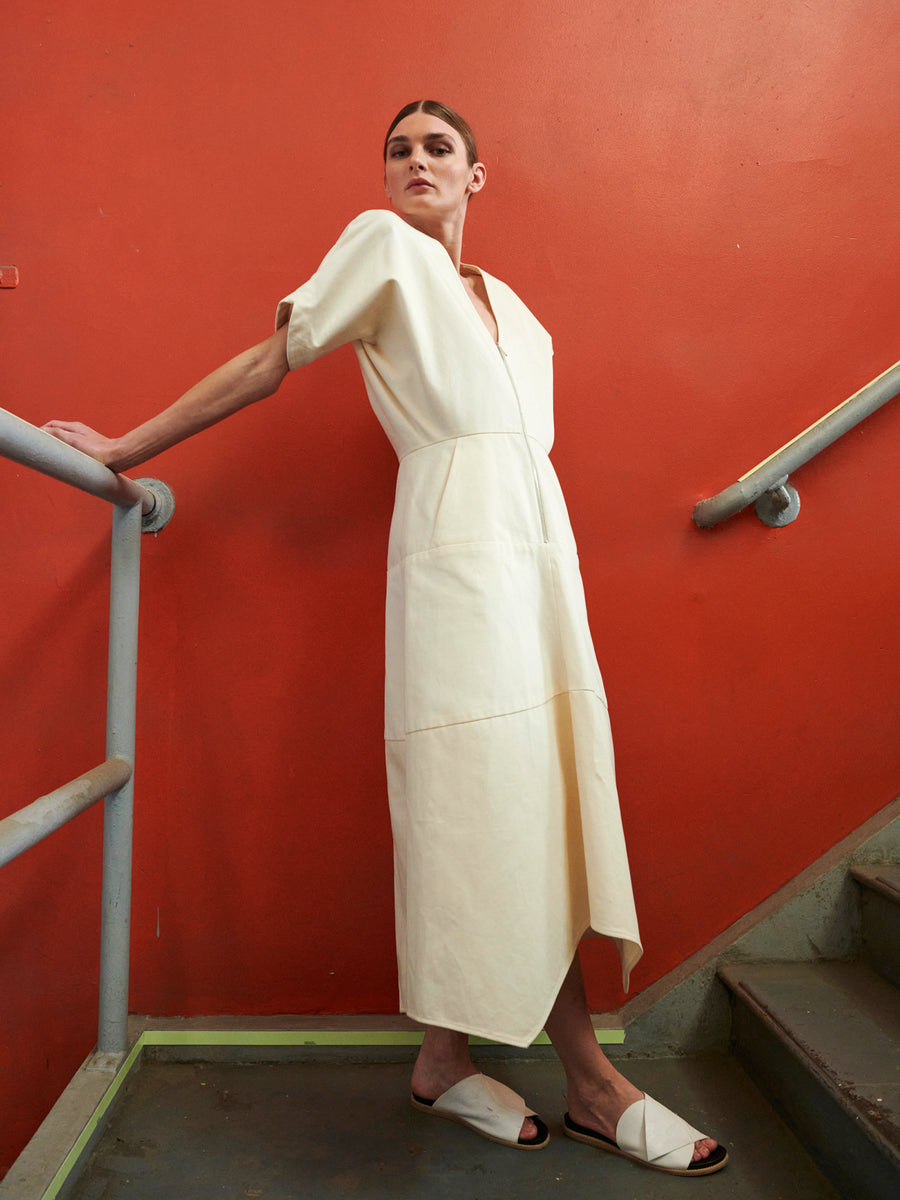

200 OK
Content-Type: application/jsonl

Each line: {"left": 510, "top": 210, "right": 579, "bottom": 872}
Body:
{"left": 545, "top": 953, "right": 717, "bottom": 1163}
{"left": 411, "top": 1025, "right": 539, "bottom": 1142}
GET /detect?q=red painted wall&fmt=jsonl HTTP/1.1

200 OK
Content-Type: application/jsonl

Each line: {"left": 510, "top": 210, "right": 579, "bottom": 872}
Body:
{"left": 3, "top": 0, "right": 899, "bottom": 1173}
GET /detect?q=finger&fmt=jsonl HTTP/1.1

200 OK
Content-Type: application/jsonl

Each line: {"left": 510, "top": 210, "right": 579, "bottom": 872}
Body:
{"left": 42, "top": 420, "right": 89, "bottom": 434}
{"left": 44, "top": 428, "right": 89, "bottom": 450}
{"left": 41, "top": 428, "right": 79, "bottom": 446}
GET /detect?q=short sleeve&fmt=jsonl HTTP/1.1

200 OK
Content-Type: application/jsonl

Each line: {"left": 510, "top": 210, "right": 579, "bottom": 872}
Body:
{"left": 275, "top": 209, "right": 407, "bottom": 371}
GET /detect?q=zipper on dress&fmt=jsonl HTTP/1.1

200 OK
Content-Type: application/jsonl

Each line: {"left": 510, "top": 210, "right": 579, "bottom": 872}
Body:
{"left": 498, "top": 344, "right": 549, "bottom": 544}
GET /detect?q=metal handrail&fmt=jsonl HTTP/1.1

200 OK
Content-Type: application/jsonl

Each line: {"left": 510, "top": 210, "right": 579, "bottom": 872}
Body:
{"left": 693, "top": 358, "right": 900, "bottom": 528}
{"left": 0, "top": 407, "right": 175, "bottom": 1056}
{"left": 0, "top": 759, "right": 132, "bottom": 867}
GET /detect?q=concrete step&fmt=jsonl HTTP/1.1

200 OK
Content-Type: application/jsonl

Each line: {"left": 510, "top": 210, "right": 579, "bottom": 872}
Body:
{"left": 851, "top": 864, "right": 900, "bottom": 988}
{"left": 63, "top": 1053, "right": 841, "bottom": 1199}
{"left": 720, "top": 959, "right": 900, "bottom": 1200}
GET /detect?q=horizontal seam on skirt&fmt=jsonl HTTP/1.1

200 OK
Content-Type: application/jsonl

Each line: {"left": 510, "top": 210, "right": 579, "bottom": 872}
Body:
{"left": 397, "top": 430, "right": 550, "bottom": 461}
{"left": 388, "top": 537, "right": 563, "bottom": 568}
{"left": 388, "top": 687, "right": 608, "bottom": 738}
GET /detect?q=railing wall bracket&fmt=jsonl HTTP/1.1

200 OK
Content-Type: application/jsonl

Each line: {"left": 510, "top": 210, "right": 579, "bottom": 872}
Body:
{"left": 753, "top": 477, "right": 801, "bottom": 528}
{"left": 137, "top": 478, "right": 176, "bottom": 533}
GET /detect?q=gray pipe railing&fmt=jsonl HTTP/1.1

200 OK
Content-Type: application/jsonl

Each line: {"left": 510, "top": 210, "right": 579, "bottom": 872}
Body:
{"left": 0, "top": 759, "right": 132, "bottom": 867}
{"left": 0, "top": 407, "right": 175, "bottom": 1056}
{"left": 693, "top": 357, "right": 900, "bottom": 529}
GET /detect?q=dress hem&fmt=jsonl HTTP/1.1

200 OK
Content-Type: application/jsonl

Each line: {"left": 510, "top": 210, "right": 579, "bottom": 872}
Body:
{"left": 400, "top": 922, "right": 641, "bottom": 1049}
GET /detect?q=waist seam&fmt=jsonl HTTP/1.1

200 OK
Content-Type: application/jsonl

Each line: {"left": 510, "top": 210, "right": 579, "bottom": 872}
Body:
{"left": 398, "top": 430, "right": 550, "bottom": 462}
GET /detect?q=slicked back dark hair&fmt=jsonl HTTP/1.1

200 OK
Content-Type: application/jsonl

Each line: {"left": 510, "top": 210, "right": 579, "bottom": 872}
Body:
{"left": 383, "top": 100, "right": 479, "bottom": 167}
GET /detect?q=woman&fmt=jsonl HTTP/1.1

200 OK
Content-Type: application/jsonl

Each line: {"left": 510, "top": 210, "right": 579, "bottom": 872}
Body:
{"left": 45, "top": 101, "right": 726, "bottom": 1176}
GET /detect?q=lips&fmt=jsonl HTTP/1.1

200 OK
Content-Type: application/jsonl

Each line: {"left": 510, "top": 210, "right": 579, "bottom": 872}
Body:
{"left": 406, "top": 179, "right": 434, "bottom": 191}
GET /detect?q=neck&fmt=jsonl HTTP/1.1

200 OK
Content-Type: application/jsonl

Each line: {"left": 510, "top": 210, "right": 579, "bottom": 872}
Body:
{"left": 400, "top": 208, "right": 467, "bottom": 273}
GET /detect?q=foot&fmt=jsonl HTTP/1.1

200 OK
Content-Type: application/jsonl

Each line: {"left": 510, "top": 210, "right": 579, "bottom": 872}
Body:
{"left": 567, "top": 1074, "right": 718, "bottom": 1164}
{"left": 410, "top": 1056, "right": 542, "bottom": 1147}
{"left": 411, "top": 1063, "right": 541, "bottom": 1144}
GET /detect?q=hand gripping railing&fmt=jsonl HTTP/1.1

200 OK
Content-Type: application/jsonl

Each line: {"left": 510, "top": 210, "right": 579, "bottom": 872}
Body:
{"left": 693, "top": 358, "right": 900, "bottom": 528}
{"left": 0, "top": 407, "right": 175, "bottom": 1056}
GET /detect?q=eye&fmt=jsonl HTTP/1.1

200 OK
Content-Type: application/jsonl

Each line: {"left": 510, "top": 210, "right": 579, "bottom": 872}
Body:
{"left": 430, "top": 144, "right": 451, "bottom": 156}
{"left": 390, "top": 147, "right": 409, "bottom": 159}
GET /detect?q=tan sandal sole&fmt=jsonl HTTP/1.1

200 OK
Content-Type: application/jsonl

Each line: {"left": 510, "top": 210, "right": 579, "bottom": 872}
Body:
{"left": 564, "top": 1117, "right": 728, "bottom": 1176}
{"left": 411, "top": 1093, "right": 549, "bottom": 1150}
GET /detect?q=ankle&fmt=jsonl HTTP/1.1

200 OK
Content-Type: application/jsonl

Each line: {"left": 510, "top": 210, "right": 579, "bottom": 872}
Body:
{"left": 566, "top": 1071, "right": 643, "bottom": 1124}
{"left": 412, "top": 1030, "right": 478, "bottom": 1099}
{"left": 411, "top": 1060, "right": 479, "bottom": 1100}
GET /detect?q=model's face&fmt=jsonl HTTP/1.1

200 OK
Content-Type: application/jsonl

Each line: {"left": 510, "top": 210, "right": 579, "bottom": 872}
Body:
{"left": 384, "top": 112, "right": 485, "bottom": 222}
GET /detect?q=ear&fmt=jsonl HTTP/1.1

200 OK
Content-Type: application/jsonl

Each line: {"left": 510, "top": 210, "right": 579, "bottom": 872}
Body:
{"left": 466, "top": 161, "right": 487, "bottom": 196}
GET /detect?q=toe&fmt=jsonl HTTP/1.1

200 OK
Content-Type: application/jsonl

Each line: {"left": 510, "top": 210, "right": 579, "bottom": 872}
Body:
{"left": 520, "top": 1116, "right": 538, "bottom": 1142}
{"left": 691, "top": 1137, "right": 718, "bottom": 1162}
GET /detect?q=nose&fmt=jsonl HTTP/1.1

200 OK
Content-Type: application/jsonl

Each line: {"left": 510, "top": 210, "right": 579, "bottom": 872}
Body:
{"left": 408, "top": 144, "right": 426, "bottom": 171}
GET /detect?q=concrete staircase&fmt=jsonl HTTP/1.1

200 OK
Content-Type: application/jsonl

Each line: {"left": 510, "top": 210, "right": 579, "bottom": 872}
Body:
{"left": 720, "top": 865, "right": 900, "bottom": 1200}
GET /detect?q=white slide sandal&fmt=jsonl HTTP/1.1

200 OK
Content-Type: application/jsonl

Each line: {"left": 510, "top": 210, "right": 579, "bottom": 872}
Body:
{"left": 564, "top": 1093, "right": 728, "bottom": 1175}
{"left": 412, "top": 1073, "right": 550, "bottom": 1150}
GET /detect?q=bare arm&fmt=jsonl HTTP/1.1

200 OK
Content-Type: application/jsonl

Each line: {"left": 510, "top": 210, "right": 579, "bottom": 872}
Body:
{"left": 43, "top": 324, "right": 291, "bottom": 474}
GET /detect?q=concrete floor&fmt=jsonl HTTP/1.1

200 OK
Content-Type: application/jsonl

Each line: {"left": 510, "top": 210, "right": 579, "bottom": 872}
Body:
{"left": 68, "top": 1054, "right": 840, "bottom": 1200}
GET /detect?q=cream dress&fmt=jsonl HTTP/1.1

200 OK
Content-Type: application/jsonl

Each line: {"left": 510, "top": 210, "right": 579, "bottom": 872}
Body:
{"left": 276, "top": 210, "right": 642, "bottom": 1047}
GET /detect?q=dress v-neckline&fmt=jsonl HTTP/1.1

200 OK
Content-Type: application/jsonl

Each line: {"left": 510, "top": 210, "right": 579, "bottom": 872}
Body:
{"left": 459, "top": 263, "right": 501, "bottom": 347}
{"left": 398, "top": 216, "right": 501, "bottom": 347}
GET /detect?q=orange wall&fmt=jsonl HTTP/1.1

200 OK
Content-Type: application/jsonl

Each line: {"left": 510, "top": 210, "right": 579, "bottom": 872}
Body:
{"left": 3, "top": 0, "right": 899, "bottom": 1173}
